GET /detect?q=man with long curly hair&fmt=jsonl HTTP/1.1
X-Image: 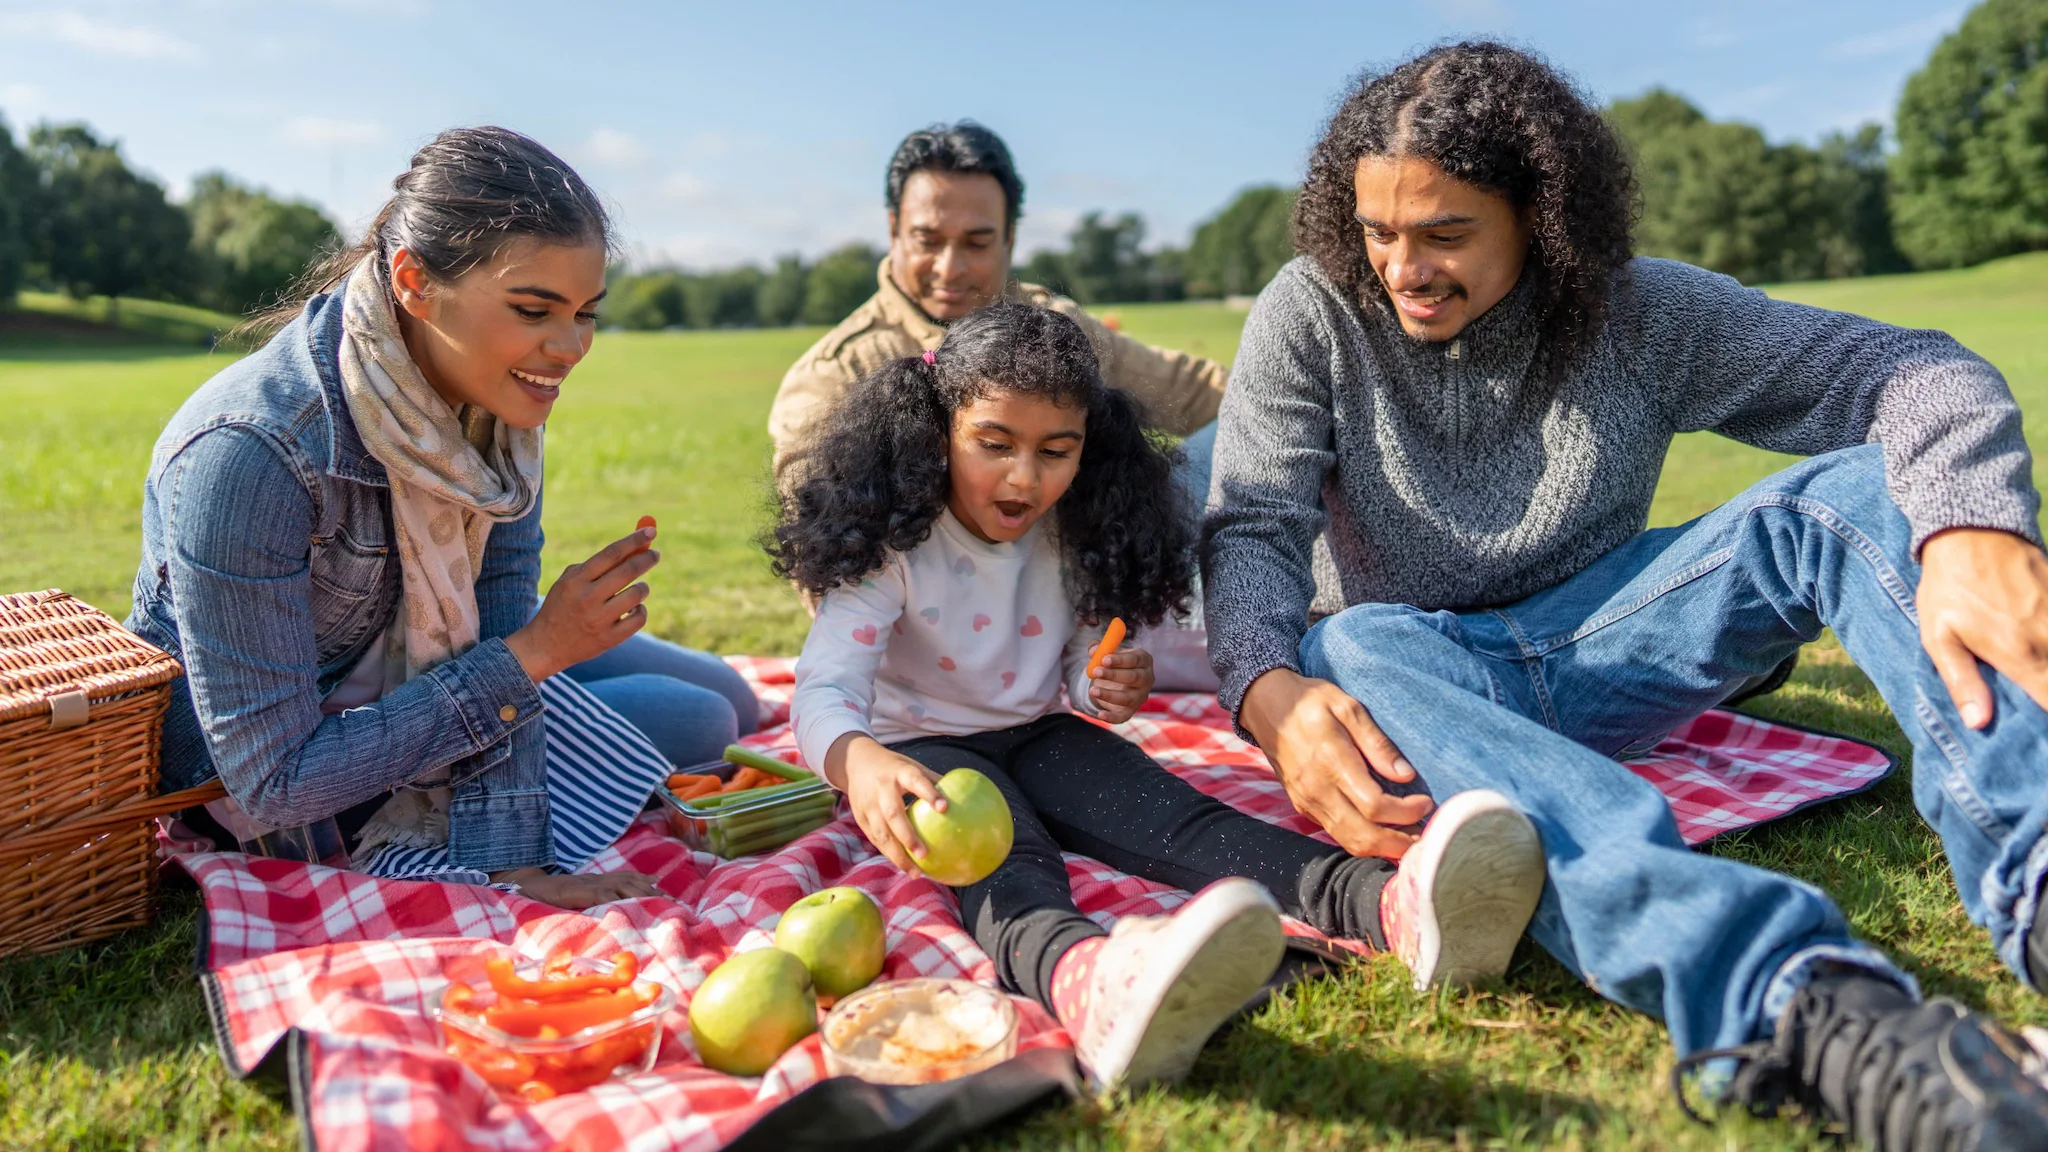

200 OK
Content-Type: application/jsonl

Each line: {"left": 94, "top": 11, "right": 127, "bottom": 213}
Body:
{"left": 1203, "top": 41, "right": 2048, "bottom": 1149}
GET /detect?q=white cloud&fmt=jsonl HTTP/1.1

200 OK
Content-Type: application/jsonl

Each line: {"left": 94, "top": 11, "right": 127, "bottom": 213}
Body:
{"left": 583, "top": 128, "right": 649, "bottom": 169}
{"left": 1831, "top": 11, "right": 1960, "bottom": 58}
{"left": 282, "top": 116, "right": 384, "bottom": 146}
{"left": 659, "top": 170, "right": 711, "bottom": 203}
{"left": 0, "top": 83, "right": 46, "bottom": 125}
{"left": 0, "top": 11, "right": 202, "bottom": 61}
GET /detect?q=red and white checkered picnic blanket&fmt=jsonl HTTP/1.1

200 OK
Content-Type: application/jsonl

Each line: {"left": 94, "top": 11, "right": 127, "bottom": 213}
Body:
{"left": 176, "top": 656, "right": 1893, "bottom": 1151}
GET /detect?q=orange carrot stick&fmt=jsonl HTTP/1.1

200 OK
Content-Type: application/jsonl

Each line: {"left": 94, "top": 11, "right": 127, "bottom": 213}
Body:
{"left": 483, "top": 953, "right": 637, "bottom": 1001}
{"left": 483, "top": 985, "right": 647, "bottom": 1036}
{"left": 1086, "top": 617, "right": 1128, "bottom": 678}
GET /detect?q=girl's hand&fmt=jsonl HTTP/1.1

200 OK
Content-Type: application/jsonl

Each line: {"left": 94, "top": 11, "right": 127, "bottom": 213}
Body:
{"left": 506, "top": 527, "right": 659, "bottom": 682}
{"left": 1089, "top": 646, "right": 1154, "bottom": 723}
{"left": 839, "top": 736, "right": 948, "bottom": 874}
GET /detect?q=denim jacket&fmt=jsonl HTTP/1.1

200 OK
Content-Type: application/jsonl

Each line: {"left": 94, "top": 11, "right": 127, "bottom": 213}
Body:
{"left": 127, "top": 281, "right": 554, "bottom": 873}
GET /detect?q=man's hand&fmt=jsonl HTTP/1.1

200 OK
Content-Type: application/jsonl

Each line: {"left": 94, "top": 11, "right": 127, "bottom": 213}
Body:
{"left": 1917, "top": 527, "right": 2048, "bottom": 729}
{"left": 1238, "top": 667, "right": 1435, "bottom": 859}
{"left": 1089, "top": 646, "right": 1154, "bottom": 723}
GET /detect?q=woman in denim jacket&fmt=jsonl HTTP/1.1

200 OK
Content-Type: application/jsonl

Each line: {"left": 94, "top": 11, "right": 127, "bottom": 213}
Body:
{"left": 128, "top": 128, "right": 756, "bottom": 909}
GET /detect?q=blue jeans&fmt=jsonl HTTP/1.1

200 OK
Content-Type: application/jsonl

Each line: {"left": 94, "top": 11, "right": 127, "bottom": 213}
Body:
{"left": 1300, "top": 445, "right": 2048, "bottom": 1055}
{"left": 565, "top": 632, "right": 761, "bottom": 768}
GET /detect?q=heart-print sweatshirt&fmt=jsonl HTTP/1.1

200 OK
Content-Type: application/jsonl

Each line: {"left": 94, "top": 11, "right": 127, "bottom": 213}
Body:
{"left": 792, "top": 507, "right": 1110, "bottom": 773}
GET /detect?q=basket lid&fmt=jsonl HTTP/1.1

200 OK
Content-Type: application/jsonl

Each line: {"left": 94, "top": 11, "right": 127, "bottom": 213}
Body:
{"left": 0, "top": 589, "right": 183, "bottom": 725}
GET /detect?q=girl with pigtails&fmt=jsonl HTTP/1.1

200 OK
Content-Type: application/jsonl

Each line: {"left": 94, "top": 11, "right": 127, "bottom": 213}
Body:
{"left": 769, "top": 300, "right": 1544, "bottom": 1093}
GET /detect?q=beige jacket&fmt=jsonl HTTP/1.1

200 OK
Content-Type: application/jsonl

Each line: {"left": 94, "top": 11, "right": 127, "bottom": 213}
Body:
{"left": 769, "top": 257, "right": 1228, "bottom": 484}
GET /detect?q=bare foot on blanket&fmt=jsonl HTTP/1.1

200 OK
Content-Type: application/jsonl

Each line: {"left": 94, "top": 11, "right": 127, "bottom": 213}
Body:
{"left": 491, "top": 869, "right": 662, "bottom": 909}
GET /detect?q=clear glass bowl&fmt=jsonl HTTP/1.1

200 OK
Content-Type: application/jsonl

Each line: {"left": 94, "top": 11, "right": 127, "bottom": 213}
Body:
{"left": 435, "top": 955, "right": 673, "bottom": 1100}
{"left": 821, "top": 977, "right": 1020, "bottom": 1085}
{"left": 657, "top": 760, "right": 840, "bottom": 858}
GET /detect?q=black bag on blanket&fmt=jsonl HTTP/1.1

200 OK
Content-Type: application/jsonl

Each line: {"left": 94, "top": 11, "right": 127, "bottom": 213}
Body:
{"left": 722, "top": 937, "right": 1353, "bottom": 1151}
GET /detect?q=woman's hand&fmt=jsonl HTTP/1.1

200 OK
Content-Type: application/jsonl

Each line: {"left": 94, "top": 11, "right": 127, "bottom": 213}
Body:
{"left": 829, "top": 734, "right": 947, "bottom": 874}
{"left": 1238, "top": 666, "right": 1436, "bottom": 860}
{"left": 1089, "top": 646, "right": 1155, "bottom": 723}
{"left": 506, "top": 526, "right": 660, "bottom": 683}
{"left": 1917, "top": 527, "right": 2048, "bottom": 729}
{"left": 489, "top": 868, "right": 663, "bottom": 909}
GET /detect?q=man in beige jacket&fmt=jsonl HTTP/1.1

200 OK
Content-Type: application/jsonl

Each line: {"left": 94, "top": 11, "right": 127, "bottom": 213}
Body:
{"left": 769, "top": 121, "right": 1227, "bottom": 491}
{"left": 770, "top": 121, "right": 1225, "bottom": 689}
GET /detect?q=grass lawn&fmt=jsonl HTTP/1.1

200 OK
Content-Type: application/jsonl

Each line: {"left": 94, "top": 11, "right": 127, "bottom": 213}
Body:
{"left": 3, "top": 253, "right": 2047, "bottom": 1149}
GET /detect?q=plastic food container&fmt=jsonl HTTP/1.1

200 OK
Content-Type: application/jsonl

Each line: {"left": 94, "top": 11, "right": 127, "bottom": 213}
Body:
{"left": 821, "top": 978, "right": 1020, "bottom": 1085}
{"left": 436, "top": 956, "right": 673, "bottom": 1101}
{"left": 659, "top": 760, "right": 840, "bottom": 859}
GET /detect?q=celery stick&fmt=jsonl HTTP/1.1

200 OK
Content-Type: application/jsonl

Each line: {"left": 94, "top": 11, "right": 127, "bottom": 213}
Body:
{"left": 722, "top": 813, "right": 833, "bottom": 858}
{"left": 716, "top": 800, "right": 838, "bottom": 842}
{"left": 688, "top": 780, "right": 822, "bottom": 810}
{"left": 722, "top": 745, "right": 812, "bottom": 781}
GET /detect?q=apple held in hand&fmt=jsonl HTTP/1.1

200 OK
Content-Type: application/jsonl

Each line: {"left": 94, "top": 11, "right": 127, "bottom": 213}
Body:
{"left": 776, "top": 887, "right": 887, "bottom": 1000}
{"left": 687, "top": 948, "right": 818, "bottom": 1076}
{"left": 908, "top": 768, "right": 1015, "bottom": 887}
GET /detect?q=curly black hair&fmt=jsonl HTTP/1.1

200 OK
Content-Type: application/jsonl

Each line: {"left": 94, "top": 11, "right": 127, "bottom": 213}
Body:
{"left": 1294, "top": 41, "right": 1637, "bottom": 378}
{"left": 767, "top": 301, "right": 1191, "bottom": 628}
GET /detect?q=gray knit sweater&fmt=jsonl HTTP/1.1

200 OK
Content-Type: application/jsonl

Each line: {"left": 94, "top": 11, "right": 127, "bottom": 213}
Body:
{"left": 1202, "top": 255, "right": 2041, "bottom": 720}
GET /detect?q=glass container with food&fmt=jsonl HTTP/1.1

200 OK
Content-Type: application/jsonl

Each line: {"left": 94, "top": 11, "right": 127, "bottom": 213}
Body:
{"left": 821, "top": 977, "right": 1020, "bottom": 1085}
{"left": 437, "top": 953, "right": 673, "bottom": 1102}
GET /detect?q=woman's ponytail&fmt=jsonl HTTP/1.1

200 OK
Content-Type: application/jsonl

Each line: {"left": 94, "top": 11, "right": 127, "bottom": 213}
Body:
{"left": 234, "top": 126, "right": 612, "bottom": 345}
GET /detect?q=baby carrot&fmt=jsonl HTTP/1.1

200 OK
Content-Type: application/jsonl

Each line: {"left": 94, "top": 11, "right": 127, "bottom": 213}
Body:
{"left": 636, "top": 515, "right": 657, "bottom": 532}
{"left": 1087, "top": 617, "right": 1128, "bottom": 678}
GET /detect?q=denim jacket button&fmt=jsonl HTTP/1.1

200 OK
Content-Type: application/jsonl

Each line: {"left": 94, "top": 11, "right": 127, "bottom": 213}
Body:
{"left": 498, "top": 704, "right": 518, "bottom": 722}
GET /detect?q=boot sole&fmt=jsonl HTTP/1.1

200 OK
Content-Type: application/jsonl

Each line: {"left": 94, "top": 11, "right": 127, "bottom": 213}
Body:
{"left": 1407, "top": 792, "right": 1545, "bottom": 991}
{"left": 1090, "top": 882, "right": 1285, "bottom": 1093}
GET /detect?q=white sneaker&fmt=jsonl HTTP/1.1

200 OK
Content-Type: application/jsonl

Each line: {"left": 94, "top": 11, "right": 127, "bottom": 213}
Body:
{"left": 1074, "top": 877, "right": 1285, "bottom": 1093}
{"left": 1378, "top": 789, "right": 1545, "bottom": 991}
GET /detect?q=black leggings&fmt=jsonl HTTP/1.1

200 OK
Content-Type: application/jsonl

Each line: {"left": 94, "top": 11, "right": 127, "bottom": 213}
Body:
{"left": 891, "top": 713, "right": 1391, "bottom": 1008}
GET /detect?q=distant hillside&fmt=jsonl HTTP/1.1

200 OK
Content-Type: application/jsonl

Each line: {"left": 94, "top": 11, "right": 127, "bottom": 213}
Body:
{"left": 1, "top": 292, "right": 241, "bottom": 347}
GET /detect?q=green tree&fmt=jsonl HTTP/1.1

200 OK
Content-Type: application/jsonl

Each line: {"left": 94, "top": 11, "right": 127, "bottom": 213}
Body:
{"left": 1890, "top": 0, "right": 2048, "bottom": 268}
{"left": 25, "top": 123, "right": 192, "bottom": 304}
{"left": 1184, "top": 186, "right": 1297, "bottom": 298}
{"left": 756, "top": 254, "right": 809, "bottom": 326}
{"left": 0, "top": 116, "right": 29, "bottom": 304}
{"left": 802, "top": 243, "right": 883, "bottom": 326}
{"left": 1018, "top": 248, "right": 1072, "bottom": 297}
{"left": 1608, "top": 90, "right": 1900, "bottom": 283}
{"left": 1022, "top": 213, "right": 1185, "bottom": 304}
{"left": 681, "top": 265, "right": 765, "bottom": 328}
{"left": 187, "top": 171, "right": 340, "bottom": 315}
{"left": 1817, "top": 125, "right": 1909, "bottom": 277}
{"left": 606, "top": 272, "right": 685, "bottom": 330}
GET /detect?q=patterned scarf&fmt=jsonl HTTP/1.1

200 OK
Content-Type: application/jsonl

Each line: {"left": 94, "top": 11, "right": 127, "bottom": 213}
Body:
{"left": 340, "top": 255, "right": 544, "bottom": 855}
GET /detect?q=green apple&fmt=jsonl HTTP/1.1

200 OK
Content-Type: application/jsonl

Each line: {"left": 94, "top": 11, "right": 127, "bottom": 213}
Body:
{"left": 687, "top": 947, "right": 818, "bottom": 1076}
{"left": 775, "top": 887, "right": 887, "bottom": 999}
{"left": 908, "top": 768, "right": 1015, "bottom": 887}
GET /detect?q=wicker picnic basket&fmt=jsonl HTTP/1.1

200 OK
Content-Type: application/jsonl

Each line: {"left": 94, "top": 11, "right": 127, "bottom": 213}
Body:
{"left": 0, "top": 589, "right": 224, "bottom": 956}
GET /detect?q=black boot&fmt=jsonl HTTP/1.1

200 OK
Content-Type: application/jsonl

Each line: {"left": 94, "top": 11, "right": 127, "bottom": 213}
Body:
{"left": 1673, "top": 973, "right": 2048, "bottom": 1151}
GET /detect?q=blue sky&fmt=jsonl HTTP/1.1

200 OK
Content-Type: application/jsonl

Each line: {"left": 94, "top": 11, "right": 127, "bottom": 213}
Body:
{"left": 0, "top": 0, "right": 1963, "bottom": 267}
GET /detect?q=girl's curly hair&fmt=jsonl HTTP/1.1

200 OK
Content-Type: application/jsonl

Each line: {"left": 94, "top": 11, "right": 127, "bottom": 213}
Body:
{"left": 1294, "top": 41, "right": 1637, "bottom": 378}
{"left": 767, "top": 300, "right": 1191, "bottom": 628}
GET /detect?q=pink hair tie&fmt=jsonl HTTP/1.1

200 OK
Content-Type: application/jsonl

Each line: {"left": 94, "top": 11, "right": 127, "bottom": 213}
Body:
{"left": 921, "top": 349, "right": 937, "bottom": 366}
